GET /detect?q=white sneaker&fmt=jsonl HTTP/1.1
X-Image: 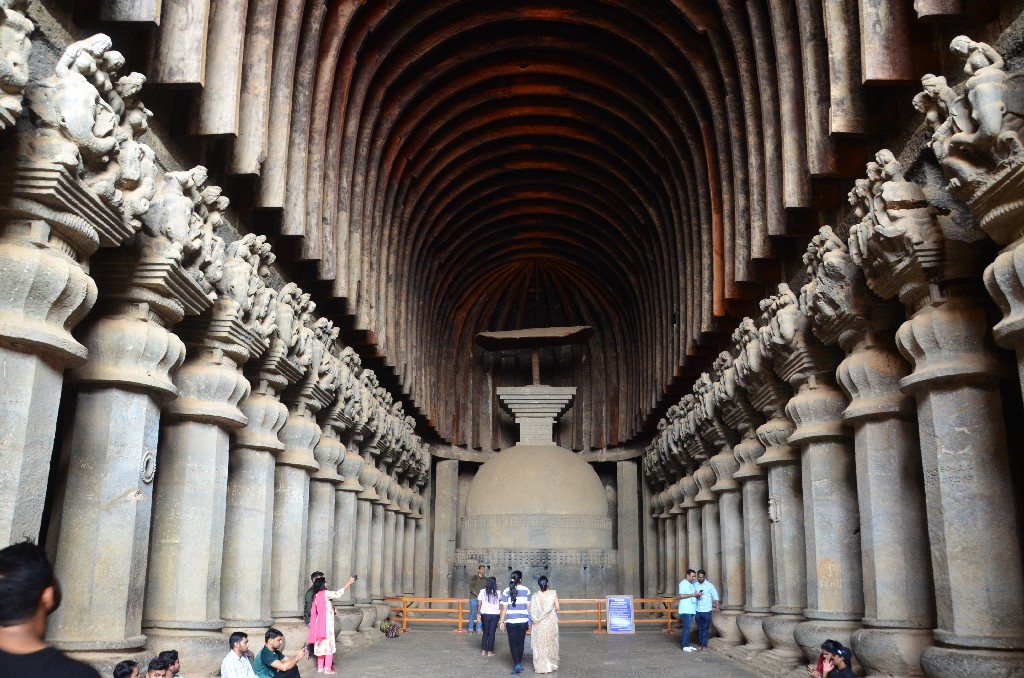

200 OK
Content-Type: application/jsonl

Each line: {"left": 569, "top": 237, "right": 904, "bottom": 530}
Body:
{"left": 683, "top": 646, "right": 696, "bottom": 652}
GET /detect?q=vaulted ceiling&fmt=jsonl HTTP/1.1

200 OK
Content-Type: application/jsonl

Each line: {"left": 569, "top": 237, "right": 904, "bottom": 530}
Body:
{"left": 111, "top": 0, "right": 994, "bottom": 449}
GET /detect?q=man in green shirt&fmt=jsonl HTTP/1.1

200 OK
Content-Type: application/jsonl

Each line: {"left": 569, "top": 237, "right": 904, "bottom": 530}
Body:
{"left": 252, "top": 628, "right": 305, "bottom": 678}
{"left": 468, "top": 564, "right": 488, "bottom": 634}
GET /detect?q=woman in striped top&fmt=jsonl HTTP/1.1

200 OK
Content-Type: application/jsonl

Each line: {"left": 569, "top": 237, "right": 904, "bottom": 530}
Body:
{"left": 498, "top": 570, "right": 531, "bottom": 675}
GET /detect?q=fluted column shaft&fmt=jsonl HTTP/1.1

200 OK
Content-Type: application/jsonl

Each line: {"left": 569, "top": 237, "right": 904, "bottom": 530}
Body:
{"left": 897, "top": 297, "right": 1024, "bottom": 675}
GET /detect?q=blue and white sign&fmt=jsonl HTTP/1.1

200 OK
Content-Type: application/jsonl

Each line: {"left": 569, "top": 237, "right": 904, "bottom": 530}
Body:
{"left": 606, "top": 595, "right": 635, "bottom": 634}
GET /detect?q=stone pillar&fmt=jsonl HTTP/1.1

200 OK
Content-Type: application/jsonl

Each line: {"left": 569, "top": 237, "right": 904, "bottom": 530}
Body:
{"left": 402, "top": 508, "right": 416, "bottom": 595}
{"left": 0, "top": 216, "right": 97, "bottom": 545}
{"left": 267, "top": 338, "right": 334, "bottom": 638}
{"left": 731, "top": 318, "right": 806, "bottom": 673}
{"left": 681, "top": 473, "right": 702, "bottom": 573}
{"left": 660, "top": 488, "right": 677, "bottom": 597}
{"left": 842, "top": 335, "right": 934, "bottom": 676}
{"left": 758, "top": 285, "right": 864, "bottom": 664}
{"left": 0, "top": 31, "right": 141, "bottom": 544}
{"left": 846, "top": 145, "right": 1024, "bottom": 674}
{"left": 709, "top": 447, "right": 744, "bottom": 649}
{"left": 652, "top": 491, "right": 666, "bottom": 594}
{"left": 714, "top": 348, "right": 773, "bottom": 659}
{"left": 667, "top": 479, "right": 687, "bottom": 595}
{"left": 353, "top": 449, "right": 379, "bottom": 632}
{"left": 617, "top": 460, "right": 641, "bottom": 596}
{"left": 412, "top": 478, "right": 430, "bottom": 596}
{"left": 382, "top": 477, "right": 398, "bottom": 600}
{"left": 393, "top": 481, "right": 410, "bottom": 596}
{"left": 369, "top": 466, "right": 391, "bottom": 621}
{"left": 898, "top": 297, "right": 1024, "bottom": 675}
{"left": 693, "top": 373, "right": 744, "bottom": 648}
{"left": 431, "top": 459, "right": 458, "bottom": 598}
{"left": 48, "top": 256, "right": 204, "bottom": 655}
{"left": 333, "top": 438, "right": 364, "bottom": 647}
{"left": 305, "top": 412, "right": 344, "bottom": 583}
{"left": 641, "top": 478, "right": 659, "bottom": 597}
{"left": 694, "top": 463, "right": 720, "bottom": 584}
{"left": 802, "top": 226, "right": 935, "bottom": 675}
{"left": 143, "top": 301, "right": 264, "bottom": 666}
{"left": 220, "top": 332, "right": 304, "bottom": 633}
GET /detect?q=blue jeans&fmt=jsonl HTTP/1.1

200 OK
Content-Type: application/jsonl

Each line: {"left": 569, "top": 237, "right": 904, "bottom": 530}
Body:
{"left": 468, "top": 597, "right": 481, "bottom": 632}
{"left": 680, "top": 613, "right": 694, "bottom": 649}
{"left": 696, "top": 611, "right": 712, "bottom": 648}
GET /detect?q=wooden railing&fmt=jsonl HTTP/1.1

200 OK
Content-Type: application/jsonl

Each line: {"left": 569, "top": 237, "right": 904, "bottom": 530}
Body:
{"left": 386, "top": 596, "right": 677, "bottom": 634}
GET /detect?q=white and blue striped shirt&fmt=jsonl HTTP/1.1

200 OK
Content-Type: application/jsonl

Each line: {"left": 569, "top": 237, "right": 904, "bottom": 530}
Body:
{"left": 500, "top": 585, "right": 532, "bottom": 623}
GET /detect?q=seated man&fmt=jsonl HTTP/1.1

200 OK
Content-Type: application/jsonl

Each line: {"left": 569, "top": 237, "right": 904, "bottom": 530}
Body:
{"left": 113, "top": 660, "right": 140, "bottom": 678}
{"left": 0, "top": 542, "right": 100, "bottom": 677}
{"left": 145, "top": 657, "right": 170, "bottom": 677}
{"left": 157, "top": 649, "right": 181, "bottom": 677}
{"left": 253, "top": 628, "right": 306, "bottom": 678}
{"left": 221, "top": 632, "right": 258, "bottom": 678}
{"left": 822, "top": 646, "right": 856, "bottom": 678}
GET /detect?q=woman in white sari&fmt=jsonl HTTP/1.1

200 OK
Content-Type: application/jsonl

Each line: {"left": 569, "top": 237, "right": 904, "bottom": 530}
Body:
{"left": 529, "top": 576, "right": 560, "bottom": 674}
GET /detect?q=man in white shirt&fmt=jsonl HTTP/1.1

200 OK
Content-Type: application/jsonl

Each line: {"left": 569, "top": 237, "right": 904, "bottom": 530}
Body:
{"left": 220, "top": 631, "right": 258, "bottom": 678}
{"left": 694, "top": 569, "right": 721, "bottom": 650}
{"left": 677, "top": 569, "right": 700, "bottom": 652}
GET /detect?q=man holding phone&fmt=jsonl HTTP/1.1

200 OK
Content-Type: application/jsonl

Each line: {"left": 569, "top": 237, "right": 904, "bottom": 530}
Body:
{"left": 253, "top": 628, "right": 305, "bottom": 678}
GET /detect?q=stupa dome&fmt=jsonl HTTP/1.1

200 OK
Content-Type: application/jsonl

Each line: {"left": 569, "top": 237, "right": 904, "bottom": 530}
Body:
{"left": 461, "top": 443, "right": 612, "bottom": 549}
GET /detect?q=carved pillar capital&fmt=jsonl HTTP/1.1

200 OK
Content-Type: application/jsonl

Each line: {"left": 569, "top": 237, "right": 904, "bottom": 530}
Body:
{"left": 694, "top": 463, "right": 717, "bottom": 504}
{"left": 896, "top": 295, "right": 1004, "bottom": 393}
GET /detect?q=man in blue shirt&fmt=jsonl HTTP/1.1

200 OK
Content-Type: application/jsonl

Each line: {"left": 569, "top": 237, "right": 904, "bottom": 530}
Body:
{"left": 694, "top": 569, "right": 721, "bottom": 650}
{"left": 677, "top": 569, "right": 700, "bottom": 652}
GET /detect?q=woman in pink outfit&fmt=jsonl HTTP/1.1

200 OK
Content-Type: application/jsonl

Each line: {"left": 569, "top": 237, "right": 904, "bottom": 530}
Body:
{"left": 307, "top": 575, "right": 356, "bottom": 674}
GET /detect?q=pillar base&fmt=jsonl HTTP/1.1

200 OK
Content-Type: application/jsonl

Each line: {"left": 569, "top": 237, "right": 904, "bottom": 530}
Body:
{"left": 795, "top": 618, "right": 862, "bottom": 673}
{"left": 372, "top": 598, "right": 391, "bottom": 623}
{"left": 921, "top": 645, "right": 1024, "bottom": 678}
{"left": 709, "top": 610, "right": 744, "bottom": 649}
{"left": 761, "top": 614, "right": 806, "bottom": 676}
{"left": 143, "top": 627, "right": 229, "bottom": 677}
{"left": 356, "top": 603, "right": 378, "bottom": 633}
{"left": 64, "top": 649, "right": 148, "bottom": 678}
{"left": 335, "top": 605, "right": 363, "bottom": 649}
{"left": 722, "top": 612, "right": 772, "bottom": 662}
{"left": 852, "top": 626, "right": 931, "bottom": 677}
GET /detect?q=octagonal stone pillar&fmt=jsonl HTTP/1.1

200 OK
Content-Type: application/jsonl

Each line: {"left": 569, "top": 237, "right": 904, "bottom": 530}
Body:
{"left": 144, "top": 306, "right": 264, "bottom": 666}
{"left": 897, "top": 296, "right": 1024, "bottom": 674}
{"left": 220, "top": 343, "right": 303, "bottom": 633}
{"left": 48, "top": 256, "right": 208, "bottom": 655}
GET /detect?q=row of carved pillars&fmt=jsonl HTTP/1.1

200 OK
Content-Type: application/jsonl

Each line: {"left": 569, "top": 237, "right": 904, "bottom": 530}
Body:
{"left": 644, "top": 286, "right": 1024, "bottom": 677}
{"left": 0, "top": 231, "right": 427, "bottom": 670}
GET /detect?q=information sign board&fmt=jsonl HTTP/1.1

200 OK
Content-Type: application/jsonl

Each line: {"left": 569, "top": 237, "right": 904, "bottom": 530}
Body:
{"left": 606, "top": 595, "right": 635, "bottom": 634}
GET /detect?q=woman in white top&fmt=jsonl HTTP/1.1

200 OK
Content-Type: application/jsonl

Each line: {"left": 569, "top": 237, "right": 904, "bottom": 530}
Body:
{"left": 475, "top": 577, "right": 501, "bottom": 656}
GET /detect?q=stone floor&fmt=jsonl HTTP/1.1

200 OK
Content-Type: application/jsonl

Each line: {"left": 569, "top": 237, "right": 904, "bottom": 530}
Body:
{"left": 298, "top": 628, "right": 763, "bottom": 677}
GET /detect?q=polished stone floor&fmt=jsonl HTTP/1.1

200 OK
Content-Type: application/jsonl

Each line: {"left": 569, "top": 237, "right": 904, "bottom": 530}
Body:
{"left": 298, "top": 628, "right": 763, "bottom": 677}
